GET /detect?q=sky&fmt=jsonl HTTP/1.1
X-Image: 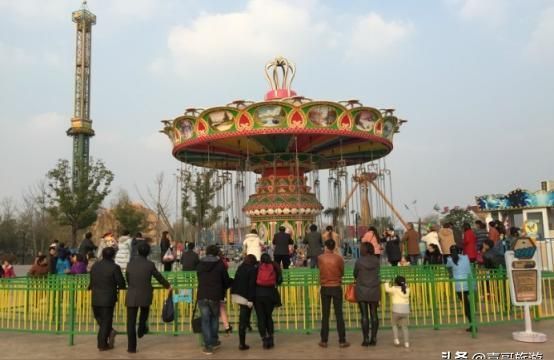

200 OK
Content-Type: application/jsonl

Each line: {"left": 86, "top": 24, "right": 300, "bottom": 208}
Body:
{"left": 0, "top": 0, "right": 553, "bottom": 223}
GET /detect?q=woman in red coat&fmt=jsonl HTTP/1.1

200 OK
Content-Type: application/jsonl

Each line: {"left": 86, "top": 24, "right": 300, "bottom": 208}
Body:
{"left": 462, "top": 223, "right": 477, "bottom": 262}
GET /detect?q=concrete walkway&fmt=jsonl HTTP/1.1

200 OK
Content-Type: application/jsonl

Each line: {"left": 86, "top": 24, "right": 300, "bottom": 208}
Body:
{"left": 2, "top": 321, "right": 553, "bottom": 359}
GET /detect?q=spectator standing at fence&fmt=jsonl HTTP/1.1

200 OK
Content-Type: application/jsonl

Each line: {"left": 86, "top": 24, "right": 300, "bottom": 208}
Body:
{"left": 1, "top": 260, "right": 15, "bottom": 278}
{"left": 181, "top": 242, "right": 200, "bottom": 271}
{"left": 304, "top": 224, "right": 323, "bottom": 268}
{"left": 402, "top": 223, "right": 420, "bottom": 265}
{"left": 146, "top": 237, "right": 161, "bottom": 270}
{"left": 445, "top": 245, "right": 474, "bottom": 332}
{"left": 361, "top": 226, "right": 382, "bottom": 256}
{"left": 87, "top": 251, "right": 97, "bottom": 273}
{"left": 255, "top": 253, "right": 282, "bottom": 350}
{"left": 243, "top": 229, "right": 263, "bottom": 261}
{"left": 488, "top": 221, "right": 500, "bottom": 244}
{"left": 125, "top": 242, "right": 171, "bottom": 353}
{"left": 384, "top": 227, "right": 402, "bottom": 266}
{"left": 272, "top": 226, "right": 293, "bottom": 269}
{"left": 196, "top": 245, "right": 232, "bottom": 355}
{"left": 474, "top": 221, "right": 488, "bottom": 251}
{"left": 48, "top": 246, "right": 58, "bottom": 275}
{"left": 89, "top": 247, "right": 126, "bottom": 351}
{"left": 354, "top": 242, "right": 381, "bottom": 346}
{"left": 79, "top": 232, "right": 97, "bottom": 257}
{"left": 423, "top": 244, "right": 443, "bottom": 265}
{"left": 69, "top": 254, "right": 87, "bottom": 274}
{"left": 231, "top": 254, "right": 258, "bottom": 351}
{"left": 28, "top": 255, "right": 49, "bottom": 277}
{"left": 114, "top": 230, "right": 132, "bottom": 271}
{"left": 422, "top": 225, "right": 442, "bottom": 254}
{"left": 97, "top": 233, "right": 117, "bottom": 260}
{"left": 384, "top": 276, "right": 410, "bottom": 348}
{"left": 160, "top": 231, "right": 175, "bottom": 272}
{"left": 218, "top": 250, "right": 233, "bottom": 334}
{"left": 462, "top": 223, "right": 477, "bottom": 263}
{"left": 438, "top": 223, "right": 456, "bottom": 262}
{"left": 318, "top": 239, "right": 350, "bottom": 348}
{"left": 322, "top": 225, "right": 341, "bottom": 254}
{"left": 56, "top": 245, "right": 71, "bottom": 275}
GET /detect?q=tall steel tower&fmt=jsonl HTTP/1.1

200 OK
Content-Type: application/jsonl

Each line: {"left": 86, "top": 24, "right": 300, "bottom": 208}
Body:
{"left": 67, "top": 1, "right": 96, "bottom": 185}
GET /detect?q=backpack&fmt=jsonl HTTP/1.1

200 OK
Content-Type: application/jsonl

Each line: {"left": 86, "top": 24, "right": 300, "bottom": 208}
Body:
{"left": 256, "top": 263, "right": 276, "bottom": 287}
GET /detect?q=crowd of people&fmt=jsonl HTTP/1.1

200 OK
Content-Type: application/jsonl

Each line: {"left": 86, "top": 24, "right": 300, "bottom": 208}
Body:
{"left": 0, "top": 219, "right": 516, "bottom": 354}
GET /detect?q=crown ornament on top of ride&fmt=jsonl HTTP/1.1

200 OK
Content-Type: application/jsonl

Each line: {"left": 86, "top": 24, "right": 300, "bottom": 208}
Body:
{"left": 264, "top": 56, "right": 297, "bottom": 100}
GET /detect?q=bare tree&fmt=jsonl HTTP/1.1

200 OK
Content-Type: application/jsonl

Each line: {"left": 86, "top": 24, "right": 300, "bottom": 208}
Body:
{"left": 135, "top": 172, "right": 175, "bottom": 240}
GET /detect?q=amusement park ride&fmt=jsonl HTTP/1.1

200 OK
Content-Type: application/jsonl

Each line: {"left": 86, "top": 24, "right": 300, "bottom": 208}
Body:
{"left": 161, "top": 57, "right": 407, "bottom": 243}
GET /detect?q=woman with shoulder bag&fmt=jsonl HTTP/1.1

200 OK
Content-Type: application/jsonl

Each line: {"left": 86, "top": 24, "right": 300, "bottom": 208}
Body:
{"left": 231, "top": 254, "right": 258, "bottom": 350}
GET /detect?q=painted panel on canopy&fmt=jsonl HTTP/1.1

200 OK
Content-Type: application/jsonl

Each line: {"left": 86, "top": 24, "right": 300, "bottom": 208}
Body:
{"left": 193, "top": 136, "right": 267, "bottom": 155}
{"left": 351, "top": 107, "right": 383, "bottom": 133}
{"left": 200, "top": 107, "right": 239, "bottom": 133}
{"left": 248, "top": 102, "right": 293, "bottom": 129}
{"left": 173, "top": 116, "right": 196, "bottom": 143}
{"left": 301, "top": 102, "right": 345, "bottom": 129}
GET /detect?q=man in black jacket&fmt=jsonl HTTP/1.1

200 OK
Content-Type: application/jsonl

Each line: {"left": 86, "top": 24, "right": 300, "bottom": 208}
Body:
{"left": 272, "top": 226, "right": 293, "bottom": 269}
{"left": 126, "top": 242, "right": 171, "bottom": 353}
{"left": 181, "top": 242, "right": 200, "bottom": 271}
{"left": 79, "top": 232, "right": 97, "bottom": 257}
{"left": 89, "top": 247, "right": 126, "bottom": 351}
{"left": 196, "top": 245, "right": 232, "bottom": 355}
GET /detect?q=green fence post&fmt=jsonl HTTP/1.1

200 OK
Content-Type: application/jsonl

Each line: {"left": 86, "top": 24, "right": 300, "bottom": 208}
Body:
{"left": 304, "top": 272, "right": 311, "bottom": 334}
{"left": 430, "top": 270, "right": 439, "bottom": 330}
{"left": 468, "top": 273, "right": 477, "bottom": 339}
{"left": 68, "top": 281, "right": 75, "bottom": 346}
{"left": 56, "top": 276, "right": 62, "bottom": 334}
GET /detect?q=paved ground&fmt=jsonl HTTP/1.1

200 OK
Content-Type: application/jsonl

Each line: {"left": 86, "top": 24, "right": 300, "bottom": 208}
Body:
{"left": 1, "top": 321, "right": 553, "bottom": 359}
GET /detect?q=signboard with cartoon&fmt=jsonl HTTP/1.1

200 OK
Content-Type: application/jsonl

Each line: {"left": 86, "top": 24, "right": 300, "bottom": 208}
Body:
{"left": 505, "top": 237, "right": 546, "bottom": 342}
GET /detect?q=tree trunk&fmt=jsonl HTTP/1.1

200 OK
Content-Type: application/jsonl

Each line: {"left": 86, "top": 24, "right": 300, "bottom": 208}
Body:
{"left": 71, "top": 225, "right": 78, "bottom": 248}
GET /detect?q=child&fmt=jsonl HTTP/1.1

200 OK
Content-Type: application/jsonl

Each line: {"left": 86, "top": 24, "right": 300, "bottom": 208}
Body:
{"left": 384, "top": 276, "right": 410, "bottom": 348}
{"left": 2, "top": 260, "right": 15, "bottom": 278}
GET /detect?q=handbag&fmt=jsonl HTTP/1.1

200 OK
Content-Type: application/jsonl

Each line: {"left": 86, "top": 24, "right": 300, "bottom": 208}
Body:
{"left": 345, "top": 283, "right": 357, "bottom": 303}
{"left": 163, "top": 248, "right": 175, "bottom": 263}
{"left": 191, "top": 301, "right": 203, "bottom": 333}
{"left": 162, "top": 291, "right": 174, "bottom": 322}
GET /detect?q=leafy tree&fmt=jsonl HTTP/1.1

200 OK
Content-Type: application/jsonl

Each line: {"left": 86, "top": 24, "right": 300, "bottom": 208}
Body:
{"left": 442, "top": 207, "right": 475, "bottom": 232}
{"left": 181, "top": 169, "right": 224, "bottom": 244}
{"left": 112, "top": 191, "right": 148, "bottom": 236}
{"left": 46, "top": 159, "right": 114, "bottom": 247}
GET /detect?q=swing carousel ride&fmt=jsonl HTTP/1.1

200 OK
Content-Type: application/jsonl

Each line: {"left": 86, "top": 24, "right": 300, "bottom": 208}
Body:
{"left": 161, "top": 57, "right": 407, "bottom": 243}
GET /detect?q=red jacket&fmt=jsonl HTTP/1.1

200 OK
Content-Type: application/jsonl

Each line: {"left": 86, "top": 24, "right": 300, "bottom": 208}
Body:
{"left": 463, "top": 229, "right": 477, "bottom": 261}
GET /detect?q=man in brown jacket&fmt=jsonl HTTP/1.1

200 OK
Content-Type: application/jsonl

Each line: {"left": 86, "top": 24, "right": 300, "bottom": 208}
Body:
{"left": 317, "top": 239, "right": 350, "bottom": 348}
{"left": 402, "top": 223, "right": 421, "bottom": 265}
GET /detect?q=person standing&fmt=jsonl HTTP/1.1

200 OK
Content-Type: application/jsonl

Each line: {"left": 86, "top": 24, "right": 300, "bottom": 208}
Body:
{"left": 115, "top": 230, "right": 132, "bottom": 272}
{"left": 125, "top": 242, "right": 171, "bottom": 353}
{"left": 317, "top": 239, "right": 350, "bottom": 348}
{"left": 243, "top": 229, "right": 263, "bottom": 261}
{"left": 160, "top": 231, "right": 174, "bottom": 272}
{"left": 231, "top": 254, "right": 258, "bottom": 351}
{"left": 462, "top": 223, "right": 477, "bottom": 263}
{"left": 196, "top": 245, "right": 232, "bottom": 355}
{"left": 48, "top": 246, "right": 58, "bottom": 275}
{"left": 180, "top": 242, "right": 200, "bottom": 271}
{"left": 304, "top": 224, "right": 323, "bottom": 268}
{"left": 79, "top": 232, "right": 97, "bottom": 257}
{"left": 438, "top": 223, "right": 456, "bottom": 262}
{"left": 272, "top": 226, "right": 293, "bottom": 269}
{"left": 322, "top": 226, "right": 341, "bottom": 254}
{"left": 384, "top": 227, "right": 402, "bottom": 266}
{"left": 255, "top": 253, "right": 282, "bottom": 350}
{"left": 89, "top": 247, "right": 126, "bottom": 351}
{"left": 422, "top": 225, "right": 442, "bottom": 254}
{"left": 69, "top": 254, "right": 87, "bottom": 275}
{"left": 402, "top": 223, "right": 420, "bottom": 265}
{"left": 474, "top": 221, "right": 488, "bottom": 251}
{"left": 2, "top": 260, "right": 15, "bottom": 278}
{"left": 146, "top": 237, "right": 162, "bottom": 271}
{"left": 361, "top": 226, "right": 382, "bottom": 256}
{"left": 354, "top": 242, "right": 381, "bottom": 346}
{"left": 446, "top": 245, "right": 475, "bottom": 332}
{"left": 130, "top": 232, "right": 146, "bottom": 260}
{"left": 97, "top": 233, "right": 117, "bottom": 260}
{"left": 28, "top": 255, "right": 49, "bottom": 277}
{"left": 488, "top": 221, "right": 500, "bottom": 244}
